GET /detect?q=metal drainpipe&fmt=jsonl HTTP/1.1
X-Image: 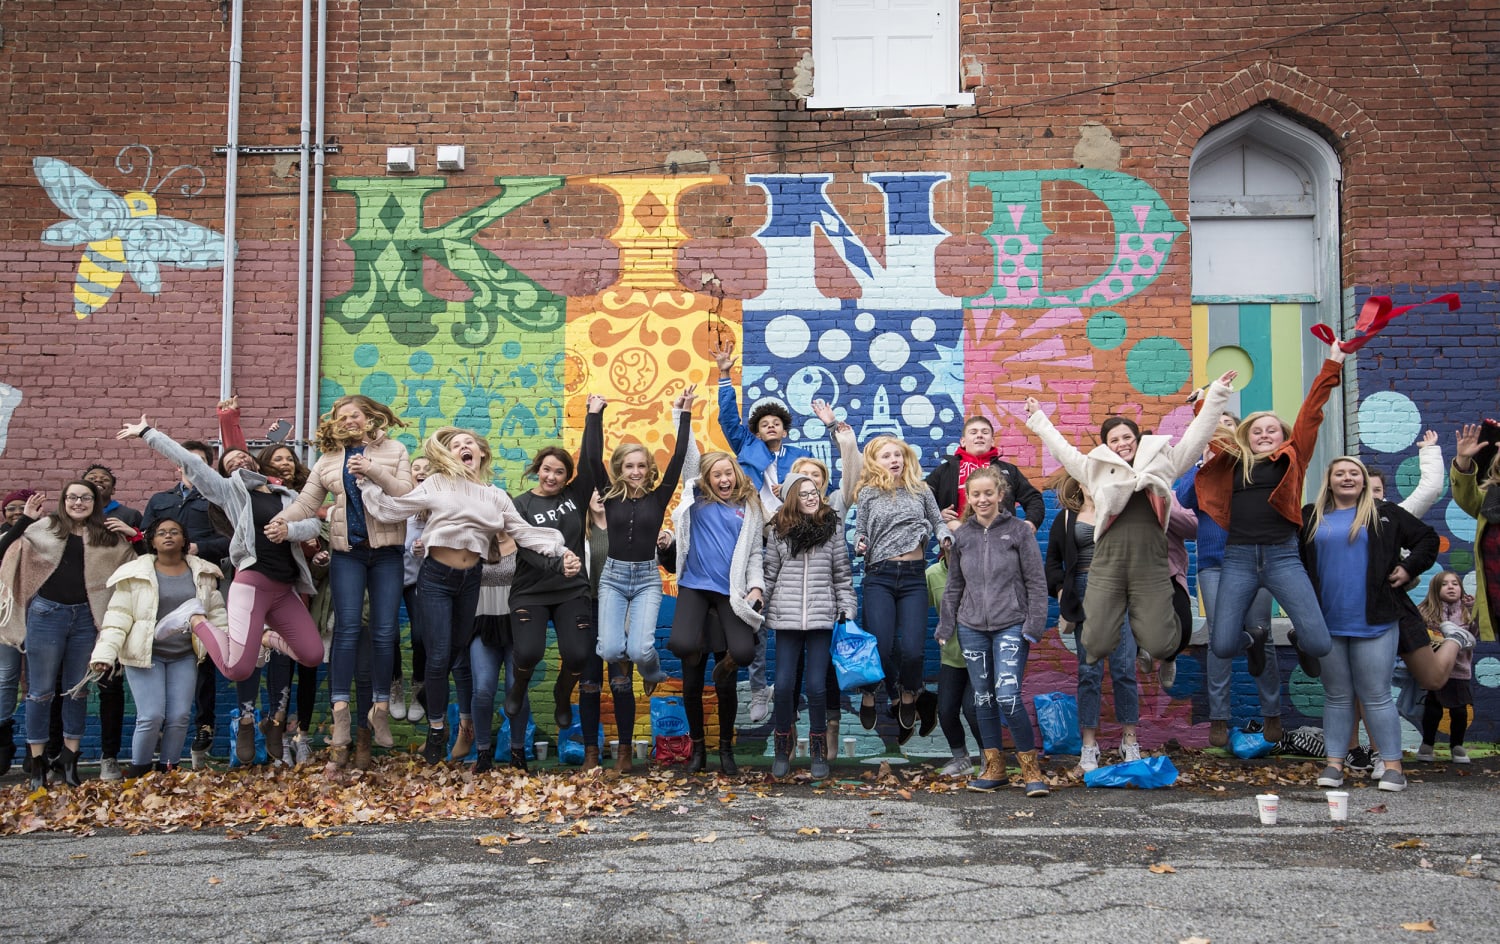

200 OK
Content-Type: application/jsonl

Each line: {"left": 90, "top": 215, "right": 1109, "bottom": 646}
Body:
{"left": 306, "top": 0, "right": 328, "bottom": 448}
{"left": 219, "top": 0, "right": 246, "bottom": 399}
{"left": 294, "top": 0, "right": 313, "bottom": 457}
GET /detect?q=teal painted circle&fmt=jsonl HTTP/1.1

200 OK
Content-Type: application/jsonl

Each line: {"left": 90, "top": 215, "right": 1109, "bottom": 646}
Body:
{"left": 1138, "top": 255, "right": 1156, "bottom": 272}
{"left": 360, "top": 372, "right": 398, "bottom": 405}
{"left": 1288, "top": 665, "right": 1325, "bottom": 718}
{"left": 1474, "top": 656, "right": 1500, "bottom": 688}
{"left": 1446, "top": 499, "right": 1477, "bottom": 543}
{"left": 353, "top": 344, "right": 380, "bottom": 369}
{"left": 1004, "top": 238, "right": 1022, "bottom": 255}
{"left": 409, "top": 351, "right": 434, "bottom": 374}
{"left": 318, "top": 378, "right": 345, "bottom": 413}
{"left": 1017, "top": 275, "right": 1036, "bottom": 291}
{"left": 502, "top": 340, "right": 522, "bottom": 359}
{"left": 1125, "top": 336, "right": 1191, "bottom": 395}
{"left": 1000, "top": 258, "right": 1017, "bottom": 275}
{"left": 1395, "top": 454, "right": 1444, "bottom": 503}
{"left": 1086, "top": 310, "right": 1128, "bottom": 351}
{"left": 1357, "top": 392, "right": 1421, "bottom": 453}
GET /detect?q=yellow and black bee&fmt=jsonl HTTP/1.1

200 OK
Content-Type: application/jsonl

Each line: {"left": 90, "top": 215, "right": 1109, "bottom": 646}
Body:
{"left": 34, "top": 156, "right": 228, "bottom": 319}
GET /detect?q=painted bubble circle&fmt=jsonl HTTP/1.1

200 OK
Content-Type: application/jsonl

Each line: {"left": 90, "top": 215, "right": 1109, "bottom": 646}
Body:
{"left": 765, "top": 315, "right": 811, "bottom": 360}
{"left": 1358, "top": 391, "right": 1421, "bottom": 453}
{"left": 1086, "top": 310, "right": 1127, "bottom": 350}
{"left": 354, "top": 344, "right": 381, "bottom": 369}
{"left": 1205, "top": 345, "right": 1254, "bottom": 392}
{"left": 902, "top": 394, "right": 936, "bottom": 429}
{"left": 409, "top": 351, "right": 434, "bottom": 374}
{"left": 1397, "top": 454, "right": 1444, "bottom": 504}
{"left": 1445, "top": 499, "right": 1477, "bottom": 543}
{"left": 911, "top": 316, "right": 937, "bottom": 342}
{"left": 844, "top": 364, "right": 865, "bottom": 385}
{"left": 1474, "top": 656, "right": 1500, "bottom": 689}
{"left": 855, "top": 311, "right": 876, "bottom": 332}
{"left": 869, "top": 332, "right": 911, "bottom": 372}
{"left": 1125, "top": 336, "right": 1192, "bottom": 396}
{"left": 819, "top": 329, "right": 852, "bottom": 361}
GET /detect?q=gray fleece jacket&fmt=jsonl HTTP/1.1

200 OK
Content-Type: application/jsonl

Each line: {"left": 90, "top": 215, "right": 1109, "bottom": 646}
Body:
{"left": 763, "top": 473, "right": 857, "bottom": 632}
{"left": 936, "top": 507, "right": 1048, "bottom": 644}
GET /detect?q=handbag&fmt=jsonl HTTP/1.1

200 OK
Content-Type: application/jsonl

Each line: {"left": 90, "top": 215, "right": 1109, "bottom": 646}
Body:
{"left": 831, "top": 618, "right": 885, "bottom": 690}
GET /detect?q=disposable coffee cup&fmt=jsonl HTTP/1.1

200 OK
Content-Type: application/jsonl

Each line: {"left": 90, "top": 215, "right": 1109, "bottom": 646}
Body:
{"left": 797, "top": 737, "right": 809, "bottom": 757}
{"left": 843, "top": 736, "right": 857, "bottom": 757}
{"left": 609, "top": 739, "right": 621, "bottom": 758}
{"left": 1256, "top": 793, "right": 1279, "bottom": 825}
{"left": 534, "top": 740, "right": 549, "bottom": 761}
{"left": 633, "top": 739, "right": 650, "bottom": 761}
{"left": 1327, "top": 791, "right": 1349, "bottom": 821}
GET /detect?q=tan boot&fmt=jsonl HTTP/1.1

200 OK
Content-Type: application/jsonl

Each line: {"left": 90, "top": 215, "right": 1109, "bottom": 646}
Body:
{"left": 449, "top": 719, "right": 475, "bottom": 761}
{"left": 1209, "top": 719, "right": 1229, "bottom": 748}
{"left": 1017, "top": 750, "right": 1049, "bottom": 797}
{"left": 329, "top": 702, "right": 351, "bottom": 766}
{"left": 825, "top": 717, "right": 841, "bottom": 760}
{"left": 614, "top": 739, "right": 634, "bottom": 774}
{"left": 353, "top": 728, "right": 373, "bottom": 770}
{"left": 1263, "top": 716, "right": 1283, "bottom": 744}
{"left": 583, "top": 744, "right": 601, "bottom": 771}
{"left": 368, "top": 702, "right": 393, "bottom": 749}
{"left": 967, "top": 747, "right": 1007, "bottom": 792}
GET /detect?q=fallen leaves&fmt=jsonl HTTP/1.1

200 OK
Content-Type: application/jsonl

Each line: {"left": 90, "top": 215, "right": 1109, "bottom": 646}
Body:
{"left": 1400, "top": 920, "right": 1437, "bottom": 932}
{"left": 693, "top": 831, "right": 718, "bottom": 843}
{"left": 1391, "top": 838, "right": 1428, "bottom": 849}
{"left": 796, "top": 827, "right": 821, "bottom": 836}
{"left": 1178, "top": 937, "right": 1212, "bottom": 944}
{"left": 629, "top": 832, "right": 650, "bottom": 842}
{"left": 1147, "top": 862, "right": 1177, "bottom": 874}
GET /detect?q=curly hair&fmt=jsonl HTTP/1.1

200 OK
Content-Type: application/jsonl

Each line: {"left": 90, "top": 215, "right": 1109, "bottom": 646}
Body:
{"left": 314, "top": 395, "right": 406, "bottom": 453}
{"left": 747, "top": 400, "right": 792, "bottom": 439}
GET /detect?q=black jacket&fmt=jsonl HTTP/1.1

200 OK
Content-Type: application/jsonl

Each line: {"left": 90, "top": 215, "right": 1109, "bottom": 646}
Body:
{"left": 142, "top": 485, "right": 231, "bottom": 564}
{"left": 926, "top": 454, "right": 1045, "bottom": 526}
{"left": 1044, "top": 508, "right": 1087, "bottom": 624}
{"left": 1298, "top": 499, "right": 1438, "bottom": 630}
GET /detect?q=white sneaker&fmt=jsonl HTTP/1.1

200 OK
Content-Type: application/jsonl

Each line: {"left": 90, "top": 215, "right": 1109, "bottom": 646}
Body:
{"left": 407, "top": 685, "right": 426, "bottom": 724}
{"left": 291, "top": 733, "right": 312, "bottom": 766}
{"left": 1120, "top": 739, "right": 1143, "bottom": 763}
{"left": 940, "top": 753, "right": 973, "bottom": 777}
{"left": 1373, "top": 759, "right": 1386, "bottom": 779}
{"left": 1136, "top": 648, "right": 1154, "bottom": 678}
{"left": 389, "top": 679, "right": 407, "bottom": 721}
{"left": 154, "top": 598, "right": 205, "bottom": 640}
{"left": 1078, "top": 743, "right": 1101, "bottom": 772}
{"left": 1439, "top": 621, "right": 1477, "bottom": 652}
{"left": 99, "top": 757, "right": 122, "bottom": 781}
{"left": 749, "top": 685, "right": 773, "bottom": 724}
{"left": 1452, "top": 746, "right": 1471, "bottom": 764}
{"left": 1415, "top": 743, "right": 1436, "bottom": 762}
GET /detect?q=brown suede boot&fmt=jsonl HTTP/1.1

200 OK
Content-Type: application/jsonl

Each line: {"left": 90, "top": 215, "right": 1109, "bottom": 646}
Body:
{"left": 614, "top": 740, "right": 634, "bottom": 774}
{"left": 583, "top": 744, "right": 601, "bottom": 771}
{"left": 825, "top": 718, "right": 840, "bottom": 760}
{"left": 353, "top": 728, "right": 373, "bottom": 770}
{"left": 967, "top": 747, "right": 1007, "bottom": 792}
{"left": 1017, "top": 750, "right": 1049, "bottom": 797}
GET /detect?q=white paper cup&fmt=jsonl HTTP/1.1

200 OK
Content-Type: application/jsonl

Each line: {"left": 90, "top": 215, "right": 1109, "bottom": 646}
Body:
{"left": 609, "top": 739, "right": 621, "bottom": 759}
{"left": 843, "top": 736, "right": 857, "bottom": 757}
{"left": 1256, "top": 793, "right": 1279, "bottom": 825}
{"left": 796, "top": 736, "right": 809, "bottom": 757}
{"left": 534, "top": 741, "right": 549, "bottom": 761}
{"left": 633, "top": 739, "right": 650, "bottom": 761}
{"left": 1326, "top": 791, "right": 1349, "bottom": 821}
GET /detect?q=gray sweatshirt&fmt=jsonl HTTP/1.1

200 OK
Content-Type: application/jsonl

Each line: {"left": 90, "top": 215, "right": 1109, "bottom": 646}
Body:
{"left": 936, "top": 508, "right": 1048, "bottom": 644}
{"left": 854, "top": 484, "right": 949, "bottom": 564}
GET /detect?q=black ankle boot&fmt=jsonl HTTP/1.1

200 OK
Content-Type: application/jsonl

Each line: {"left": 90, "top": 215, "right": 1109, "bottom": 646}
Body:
{"left": 553, "top": 671, "right": 579, "bottom": 730}
{"left": 771, "top": 731, "right": 794, "bottom": 778}
{"left": 509, "top": 748, "right": 529, "bottom": 772}
{"left": 687, "top": 738, "right": 707, "bottom": 773}
{"left": 504, "top": 669, "right": 534, "bottom": 719}
{"left": 0, "top": 720, "right": 15, "bottom": 776}
{"left": 421, "top": 727, "right": 446, "bottom": 764}
{"left": 127, "top": 763, "right": 154, "bottom": 779}
{"left": 58, "top": 746, "right": 82, "bottom": 787}
{"left": 719, "top": 741, "right": 738, "bottom": 776}
{"left": 28, "top": 751, "right": 47, "bottom": 790}
{"left": 473, "top": 752, "right": 494, "bottom": 774}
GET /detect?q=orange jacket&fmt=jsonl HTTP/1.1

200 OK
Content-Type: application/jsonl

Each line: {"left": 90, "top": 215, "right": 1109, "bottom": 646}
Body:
{"left": 1194, "top": 357, "right": 1343, "bottom": 533}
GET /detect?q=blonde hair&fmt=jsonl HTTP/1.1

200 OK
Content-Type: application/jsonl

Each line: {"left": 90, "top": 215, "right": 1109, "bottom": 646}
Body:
{"left": 1048, "top": 470, "right": 1083, "bottom": 513}
{"left": 1307, "top": 456, "right": 1380, "bottom": 542}
{"left": 1226, "top": 411, "right": 1294, "bottom": 486}
{"left": 789, "top": 456, "right": 830, "bottom": 490}
{"left": 1482, "top": 451, "right": 1500, "bottom": 491}
{"left": 421, "top": 427, "right": 492, "bottom": 483}
{"left": 960, "top": 466, "right": 1009, "bottom": 522}
{"left": 1419, "top": 570, "right": 1472, "bottom": 629}
{"left": 315, "top": 394, "right": 406, "bottom": 452}
{"left": 603, "top": 441, "right": 658, "bottom": 501}
{"left": 695, "top": 452, "right": 762, "bottom": 509}
{"left": 853, "top": 436, "right": 924, "bottom": 494}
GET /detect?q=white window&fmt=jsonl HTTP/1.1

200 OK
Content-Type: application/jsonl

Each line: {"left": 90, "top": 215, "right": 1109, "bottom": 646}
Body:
{"left": 808, "top": 0, "right": 974, "bottom": 109}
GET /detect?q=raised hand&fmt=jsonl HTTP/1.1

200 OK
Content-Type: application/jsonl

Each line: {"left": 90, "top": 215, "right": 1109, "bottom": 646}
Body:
{"left": 218, "top": 395, "right": 238, "bottom": 412}
{"left": 23, "top": 492, "right": 46, "bottom": 519}
{"left": 103, "top": 518, "right": 136, "bottom": 537}
{"left": 1214, "top": 370, "right": 1238, "bottom": 387}
{"left": 1327, "top": 341, "right": 1348, "bottom": 364}
{"left": 1418, "top": 429, "right": 1439, "bottom": 449}
{"left": 117, "top": 415, "right": 150, "bottom": 440}
{"left": 586, "top": 393, "right": 608, "bottom": 414}
{"left": 673, "top": 383, "right": 698, "bottom": 412}
{"left": 1023, "top": 397, "right": 1041, "bottom": 417}
{"left": 710, "top": 337, "right": 736, "bottom": 373}
{"left": 1455, "top": 423, "right": 1484, "bottom": 461}
{"left": 811, "top": 399, "right": 837, "bottom": 425}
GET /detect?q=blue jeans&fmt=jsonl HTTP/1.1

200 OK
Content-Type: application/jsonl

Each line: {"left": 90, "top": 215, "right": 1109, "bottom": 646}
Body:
{"left": 1320, "top": 627, "right": 1402, "bottom": 763}
{"left": 1075, "top": 570, "right": 1139, "bottom": 729}
{"left": 1210, "top": 539, "right": 1331, "bottom": 660}
{"left": 469, "top": 633, "right": 531, "bottom": 756}
{"left": 415, "top": 557, "right": 483, "bottom": 728}
{"left": 123, "top": 655, "right": 197, "bottom": 767}
{"left": 329, "top": 544, "right": 404, "bottom": 705}
{"left": 861, "top": 558, "right": 929, "bottom": 697}
{"left": 23, "top": 596, "right": 96, "bottom": 744}
{"left": 1198, "top": 566, "right": 1282, "bottom": 721}
{"left": 957, "top": 624, "right": 1035, "bottom": 753}
{"left": 595, "top": 558, "right": 666, "bottom": 684}
{"left": 772, "top": 629, "right": 831, "bottom": 733}
{"left": 0, "top": 642, "right": 19, "bottom": 725}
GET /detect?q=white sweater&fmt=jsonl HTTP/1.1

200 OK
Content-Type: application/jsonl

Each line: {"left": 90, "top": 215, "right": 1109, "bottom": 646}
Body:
{"left": 360, "top": 475, "right": 565, "bottom": 561}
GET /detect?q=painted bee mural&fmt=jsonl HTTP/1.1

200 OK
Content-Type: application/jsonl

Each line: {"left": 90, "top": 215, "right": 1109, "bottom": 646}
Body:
{"left": 34, "top": 149, "right": 229, "bottom": 319}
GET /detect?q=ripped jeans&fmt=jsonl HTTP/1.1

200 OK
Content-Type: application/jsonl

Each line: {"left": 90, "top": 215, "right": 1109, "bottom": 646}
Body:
{"left": 956, "top": 624, "right": 1035, "bottom": 754}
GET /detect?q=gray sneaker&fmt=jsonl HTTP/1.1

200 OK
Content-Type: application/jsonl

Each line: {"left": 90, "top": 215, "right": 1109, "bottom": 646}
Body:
{"left": 1378, "top": 768, "right": 1408, "bottom": 792}
{"left": 939, "top": 753, "right": 973, "bottom": 777}
{"left": 749, "top": 685, "right": 773, "bottom": 724}
{"left": 291, "top": 733, "right": 313, "bottom": 766}
{"left": 98, "top": 757, "right": 122, "bottom": 782}
{"left": 1439, "top": 621, "right": 1477, "bottom": 652}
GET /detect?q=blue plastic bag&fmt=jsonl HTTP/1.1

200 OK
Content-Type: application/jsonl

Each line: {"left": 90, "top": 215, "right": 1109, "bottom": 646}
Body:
{"left": 558, "top": 720, "right": 605, "bottom": 766}
{"left": 649, "top": 696, "right": 690, "bottom": 737}
{"left": 831, "top": 619, "right": 884, "bottom": 691}
{"left": 228, "top": 706, "right": 268, "bottom": 767}
{"left": 447, "top": 703, "right": 536, "bottom": 762}
{"left": 1033, "top": 691, "right": 1082, "bottom": 757}
{"left": 1229, "top": 727, "right": 1274, "bottom": 759}
{"left": 1084, "top": 754, "right": 1178, "bottom": 788}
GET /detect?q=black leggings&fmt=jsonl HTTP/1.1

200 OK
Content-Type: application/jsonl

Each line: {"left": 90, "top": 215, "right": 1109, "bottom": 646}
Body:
{"left": 937, "top": 662, "right": 981, "bottom": 751}
{"left": 510, "top": 595, "right": 595, "bottom": 675}
{"left": 398, "top": 585, "right": 428, "bottom": 684}
{"left": 267, "top": 652, "right": 321, "bottom": 726}
{"left": 1421, "top": 697, "right": 1469, "bottom": 747}
{"left": 683, "top": 653, "right": 737, "bottom": 744}
{"left": 667, "top": 587, "right": 757, "bottom": 667}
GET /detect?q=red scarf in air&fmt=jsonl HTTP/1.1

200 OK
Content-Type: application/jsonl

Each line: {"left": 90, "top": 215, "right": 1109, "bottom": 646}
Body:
{"left": 954, "top": 447, "right": 998, "bottom": 515}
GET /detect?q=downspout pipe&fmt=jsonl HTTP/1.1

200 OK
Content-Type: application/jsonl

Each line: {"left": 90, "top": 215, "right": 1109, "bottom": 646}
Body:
{"left": 294, "top": 0, "right": 313, "bottom": 455}
{"left": 306, "top": 0, "right": 329, "bottom": 449}
{"left": 219, "top": 0, "right": 246, "bottom": 399}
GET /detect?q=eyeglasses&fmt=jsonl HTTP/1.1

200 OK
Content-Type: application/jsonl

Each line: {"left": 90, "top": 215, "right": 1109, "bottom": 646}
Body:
{"left": 154, "top": 529, "right": 185, "bottom": 537}
{"left": 64, "top": 495, "right": 94, "bottom": 504}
